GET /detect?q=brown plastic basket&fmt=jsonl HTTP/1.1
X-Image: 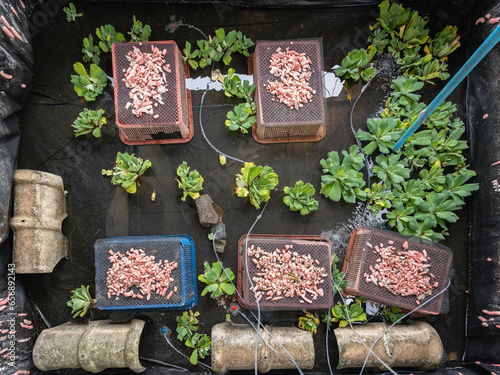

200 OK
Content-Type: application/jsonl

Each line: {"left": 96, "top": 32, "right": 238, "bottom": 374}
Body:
{"left": 342, "top": 227, "right": 453, "bottom": 315}
{"left": 112, "top": 41, "right": 193, "bottom": 145}
{"left": 237, "top": 234, "right": 332, "bottom": 311}
{"left": 251, "top": 39, "right": 326, "bottom": 144}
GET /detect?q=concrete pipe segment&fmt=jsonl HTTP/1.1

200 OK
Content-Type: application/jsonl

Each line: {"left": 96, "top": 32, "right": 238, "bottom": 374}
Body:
{"left": 211, "top": 323, "right": 314, "bottom": 373}
{"left": 10, "top": 169, "right": 68, "bottom": 273}
{"left": 334, "top": 321, "right": 443, "bottom": 370}
{"left": 32, "top": 319, "right": 146, "bottom": 373}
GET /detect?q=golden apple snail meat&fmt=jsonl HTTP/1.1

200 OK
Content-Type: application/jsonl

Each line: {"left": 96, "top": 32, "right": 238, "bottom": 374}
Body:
{"left": 364, "top": 241, "right": 437, "bottom": 304}
{"left": 106, "top": 248, "right": 177, "bottom": 301}
{"left": 247, "top": 244, "right": 326, "bottom": 304}
{"left": 123, "top": 45, "right": 171, "bottom": 117}
{"left": 264, "top": 47, "right": 316, "bottom": 110}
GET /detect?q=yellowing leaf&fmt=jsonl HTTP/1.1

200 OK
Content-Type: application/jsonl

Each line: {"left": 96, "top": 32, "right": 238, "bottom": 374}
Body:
{"left": 219, "top": 155, "right": 227, "bottom": 165}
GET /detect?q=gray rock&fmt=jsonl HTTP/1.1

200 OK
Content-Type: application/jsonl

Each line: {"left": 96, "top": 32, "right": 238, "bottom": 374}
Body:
{"left": 214, "top": 239, "right": 226, "bottom": 254}
{"left": 211, "top": 222, "right": 226, "bottom": 240}
{"left": 195, "top": 194, "right": 223, "bottom": 227}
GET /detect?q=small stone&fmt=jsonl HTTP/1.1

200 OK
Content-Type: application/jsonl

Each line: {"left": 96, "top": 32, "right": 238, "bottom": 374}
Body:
{"left": 214, "top": 239, "right": 226, "bottom": 254}
{"left": 195, "top": 194, "right": 223, "bottom": 227}
{"left": 211, "top": 222, "right": 226, "bottom": 240}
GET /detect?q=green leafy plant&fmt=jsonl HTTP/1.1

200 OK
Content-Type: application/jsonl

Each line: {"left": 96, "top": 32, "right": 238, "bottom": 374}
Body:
{"left": 331, "top": 252, "right": 347, "bottom": 294}
{"left": 176, "top": 310, "right": 200, "bottom": 341}
{"left": 298, "top": 312, "right": 319, "bottom": 334}
{"left": 183, "top": 28, "right": 254, "bottom": 69}
{"left": 335, "top": 48, "right": 376, "bottom": 82}
{"left": 382, "top": 306, "right": 405, "bottom": 323}
{"left": 320, "top": 145, "right": 366, "bottom": 203}
{"left": 182, "top": 42, "right": 200, "bottom": 69}
{"left": 368, "top": 28, "right": 390, "bottom": 53}
{"left": 283, "top": 180, "right": 319, "bottom": 215}
{"left": 235, "top": 163, "right": 279, "bottom": 209}
{"left": 185, "top": 333, "right": 211, "bottom": 365}
{"left": 325, "top": 300, "right": 367, "bottom": 328}
{"left": 82, "top": 35, "right": 101, "bottom": 65}
{"left": 176, "top": 162, "right": 204, "bottom": 201}
{"left": 128, "top": 15, "right": 151, "bottom": 42}
{"left": 71, "top": 108, "right": 106, "bottom": 137}
{"left": 70, "top": 62, "right": 108, "bottom": 102}
{"left": 357, "top": 117, "right": 401, "bottom": 155}
{"left": 444, "top": 170, "right": 479, "bottom": 205}
{"left": 222, "top": 68, "right": 241, "bottom": 97}
{"left": 399, "top": 10, "right": 429, "bottom": 48}
{"left": 67, "top": 285, "right": 94, "bottom": 318}
{"left": 388, "top": 76, "right": 423, "bottom": 107}
{"left": 374, "top": 0, "right": 410, "bottom": 37}
{"left": 175, "top": 311, "right": 211, "bottom": 365}
{"left": 425, "top": 25, "right": 460, "bottom": 60}
{"left": 198, "top": 261, "right": 236, "bottom": 298}
{"left": 102, "top": 152, "right": 151, "bottom": 194}
{"left": 225, "top": 102, "right": 256, "bottom": 134}
{"left": 364, "top": 183, "right": 395, "bottom": 214}
{"left": 372, "top": 154, "right": 411, "bottom": 190}
{"left": 96, "top": 24, "right": 125, "bottom": 53}
{"left": 63, "top": 3, "right": 82, "bottom": 22}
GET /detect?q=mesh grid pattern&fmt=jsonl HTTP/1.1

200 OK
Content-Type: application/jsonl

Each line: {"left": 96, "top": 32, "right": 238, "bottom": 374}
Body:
{"left": 254, "top": 39, "right": 325, "bottom": 134}
{"left": 344, "top": 228, "right": 452, "bottom": 315}
{"left": 112, "top": 41, "right": 189, "bottom": 140}
{"left": 95, "top": 235, "right": 197, "bottom": 311}
{"left": 238, "top": 235, "right": 332, "bottom": 311}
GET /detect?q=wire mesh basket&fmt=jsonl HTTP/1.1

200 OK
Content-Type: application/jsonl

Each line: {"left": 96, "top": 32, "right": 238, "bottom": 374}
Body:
{"left": 251, "top": 39, "right": 326, "bottom": 143}
{"left": 237, "top": 234, "right": 332, "bottom": 311}
{"left": 112, "top": 41, "right": 193, "bottom": 145}
{"left": 94, "top": 235, "right": 197, "bottom": 311}
{"left": 343, "top": 227, "right": 453, "bottom": 315}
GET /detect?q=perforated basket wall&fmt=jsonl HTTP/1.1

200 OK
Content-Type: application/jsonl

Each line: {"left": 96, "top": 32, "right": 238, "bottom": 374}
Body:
{"left": 252, "top": 39, "right": 326, "bottom": 143}
{"left": 237, "top": 234, "right": 332, "bottom": 311}
{"left": 94, "top": 235, "right": 197, "bottom": 311}
{"left": 343, "top": 228, "right": 453, "bottom": 315}
{"left": 112, "top": 41, "right": 192, "bottom": 145}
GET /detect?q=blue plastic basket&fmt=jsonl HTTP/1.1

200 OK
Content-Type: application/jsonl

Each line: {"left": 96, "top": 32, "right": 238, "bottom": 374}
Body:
{"left": 94, "top": 235, "right": 197, "bottom": 311}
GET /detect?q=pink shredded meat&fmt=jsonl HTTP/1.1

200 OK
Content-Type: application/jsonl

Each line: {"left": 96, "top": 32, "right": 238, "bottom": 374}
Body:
{"left": 247, "top": 244, "right": 326, "bottom": 304}
{"left": 265, "top": 47, "right": 316, "bottom": 110}
{"left": 106, "top": 248, "right": 177, "bottom": 300}
{"left": 123, "top": 46, "right": 171, "bottom": 117}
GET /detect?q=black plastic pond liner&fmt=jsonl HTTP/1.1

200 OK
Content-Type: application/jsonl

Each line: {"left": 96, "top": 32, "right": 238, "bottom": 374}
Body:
{"left": 1, "top": 0, "right": 500, "bottom": 373}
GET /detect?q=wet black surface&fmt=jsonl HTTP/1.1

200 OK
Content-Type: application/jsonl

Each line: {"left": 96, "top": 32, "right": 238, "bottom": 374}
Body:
{"left": 16, "top": 1, "right": 472, "bottom": 373}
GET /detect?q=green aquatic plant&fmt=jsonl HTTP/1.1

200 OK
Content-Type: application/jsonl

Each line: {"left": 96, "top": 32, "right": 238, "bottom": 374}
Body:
{"left": 70, "top": 62, "right": 108, "bottom": 102}
{"left": 335, "top": 48, "right": 376, "bottom": 82}
{"left": 67, "top": 285, "right": 94, "bottom": 318}
{"left": 320, "top": 145, "right": 366, "bottom": 203}
{"left": 183, "top": 28, "right": 254, "bottom": 69}
{"left": 298, "top": 312, "right": 319, "bottom": 334}
{"left": 82, "top": 35, "right": 101, "bottom": 65}
{"left": 198, "top": 261, "right": 235, "bottom": 299}
{"left": 128, "top": 15, "right": 151, "bottom": 42}
{"left": 235, "top": 163, "right": 279, "bottom": 209}
{"left": 63, "top": 3, "right": 82, "bottom": 22}
{"left": 176, "top": 162, "right": 204, "bottom": 201}
{"left": 283, "top": 180, "right": 319, "bottom": 215}
{"left": 96, "top": 24, "right": 126, "bottom": 52}
{"left": 71, "top": 108, "right": 106, "bottom": 138}
{"left": 102, "top": 152, "right": 151, "bottom": 194}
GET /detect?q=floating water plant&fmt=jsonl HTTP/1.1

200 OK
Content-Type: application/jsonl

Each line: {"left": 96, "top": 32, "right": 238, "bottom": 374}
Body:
{"left": 235, "top": 163, "right": 279, "bottom": 209}
{"left": 102, "top": 152, "right": 151, "bottom": 194}
{"left": 70, "top": 62, "right": 108, "bottom": 102}
{"left": 71, "top": 108, "right": 106, "bottom": 138}
{"left": 176, "top": 162, "right": 204, "bottom": 201}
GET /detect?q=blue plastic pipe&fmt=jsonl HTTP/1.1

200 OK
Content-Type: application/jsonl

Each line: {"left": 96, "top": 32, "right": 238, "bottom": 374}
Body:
{"left": 393, "top": 24, "right": 500, "bottom": 151}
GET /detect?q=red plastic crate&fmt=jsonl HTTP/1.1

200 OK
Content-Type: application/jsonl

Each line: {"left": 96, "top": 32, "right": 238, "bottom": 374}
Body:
{"left": 112, "top": 41, "right": 193, "bottom": 145}
{"left": 343, "top": 227, "right": 453, "bottom": 315}
{"left": 251, "top": 39, "right": 326, "bottom": 143}
{"left": 237, "top": 234, "right": 332, "bottom": 311}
